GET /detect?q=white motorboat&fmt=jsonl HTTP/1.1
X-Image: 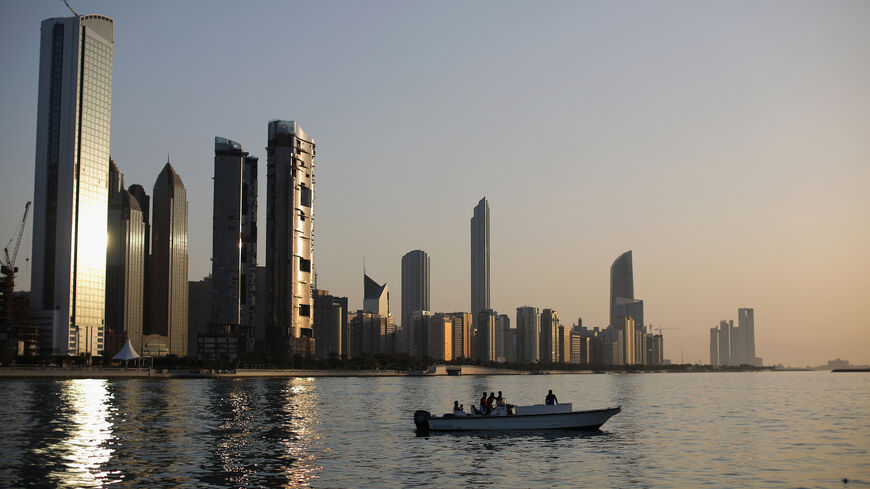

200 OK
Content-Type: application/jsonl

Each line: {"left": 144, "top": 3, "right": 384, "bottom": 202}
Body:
{"left": 414, "top": 403, "right": 621, "bottom": 433}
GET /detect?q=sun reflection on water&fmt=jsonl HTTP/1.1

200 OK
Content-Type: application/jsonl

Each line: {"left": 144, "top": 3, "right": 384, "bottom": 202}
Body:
{"left": 281, "top": 377, "right": 323, "bottom": 488}
{"left": 49, "top": 379, "right": 116, "bottom": 487}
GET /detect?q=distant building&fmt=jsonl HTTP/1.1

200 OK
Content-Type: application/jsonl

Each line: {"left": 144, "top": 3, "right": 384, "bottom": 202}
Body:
{"left": 31, "top": 14, "right": 114, "bottom": 356}
{"left": 738, "top": 308, "right": 758, "bottom": 366}
{"left": 149, "top": 162, "right": 189, "bottom": 356}
{"left": 405, "top": 310, "right": 433, "bottom": 358}
{"left": 557, "top": 324, "right": 571, "bottom": 363}
{"left": 429, "top": 314, "right": 453, "bottom": 361}
{"left": 541, "top": 308, "right": 559, "bottom": 363}
{"left": 363, "top": 273, "right": 390, "bottom": 316}
{"left": 313, "top": 289, "right": 348, "bottom": 359}
{"left": 448, "top": 312, "right": 472, "bottom": 360}
{"left": 211, "top": 137, "right": 257, "bottom": 345}
{"left": 516, "top": 306, "right": 540, "bottom": 363}
{"left": 494, "top": 313, "right": 509, "bottom": 362}
{"left": 718, "top": 320, "right": 732, "bottom": 366}
{"left": 350, "top": 309, "right": 396, "bottom": 357}
{"left": 476, "top": 309, "right": 497, "bottom": 362}
{"left": 470, "top": 198, "right": 490, "bottom": 318}
{"left": 610, "top": 251, "right": 634, "bottom": 328}
{"left": 709, "top": 327, "right": 719, "bottom": 366}
{"left": 265, "top": 120, "right": 315, "bottom": 356}
{"left": 401, "top": 250, "right": 430, "bottom": 328}
{"left": 615, "top": 315, "right": 636, "bottom": 365}
{"left": 570, "top": 331, "right": 589, "bottom": 365}
{"left": 648, "top": 334, "right": 663, "bottom": 366}
{"left": 105, "top": 190, "right": 145, "bottom": 354}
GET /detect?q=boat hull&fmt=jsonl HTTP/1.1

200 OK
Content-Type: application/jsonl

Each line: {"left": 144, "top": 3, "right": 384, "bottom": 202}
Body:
{"left": 417, "top": 407, "right": 621, "bottom": 432}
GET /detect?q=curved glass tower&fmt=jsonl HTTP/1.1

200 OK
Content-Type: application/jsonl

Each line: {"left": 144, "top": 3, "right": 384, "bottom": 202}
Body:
{"left": 609, "top": 250, "right": 634, "bottom": 328}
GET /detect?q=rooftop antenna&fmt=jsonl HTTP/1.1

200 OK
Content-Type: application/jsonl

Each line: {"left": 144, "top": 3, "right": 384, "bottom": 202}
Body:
{"left": 63, "top": 0, "right": 78, "bottom": 16}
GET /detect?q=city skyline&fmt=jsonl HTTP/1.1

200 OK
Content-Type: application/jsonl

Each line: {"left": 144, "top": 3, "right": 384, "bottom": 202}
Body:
{"left": 1, "top": 2, "right": 868, "bottom": 366}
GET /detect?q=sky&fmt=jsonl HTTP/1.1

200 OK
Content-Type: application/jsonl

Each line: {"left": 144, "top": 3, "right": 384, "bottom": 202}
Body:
{"left": 0, "top": 0, "right": 868, "bottom": 367}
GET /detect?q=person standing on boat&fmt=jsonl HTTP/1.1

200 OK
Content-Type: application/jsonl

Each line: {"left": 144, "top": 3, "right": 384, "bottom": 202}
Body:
{"left": 545, "top": 390, "right": 559, "bottom": 405}
{"left": 487, "top": 392, "right": 496, "bottom": 413}
{"left": 495, "top": 391, "right": 505, "bottom": 407}
{"left": 480, "top": 392, "right": 489, "bottom": 414}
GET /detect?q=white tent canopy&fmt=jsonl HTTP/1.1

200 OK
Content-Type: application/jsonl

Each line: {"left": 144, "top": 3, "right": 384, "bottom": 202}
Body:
{"left": 112, "top": 339, "right": 140, "bottom": 361}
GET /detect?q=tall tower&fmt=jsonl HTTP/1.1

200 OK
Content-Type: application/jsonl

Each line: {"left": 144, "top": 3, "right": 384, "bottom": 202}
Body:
{"left": 610, "top": 250, "right": 634, "bottom": 328}
{"left": 541, "top": 308, "right": 560, "bottom": 363}
{"left": 31, "top": 14, "right": 114, "bottom": 356}
{"left": 149, "top": 162, "right": 189, "bottom": 356}
{"left": 516, "top": 306, "right": 540, "bottom": 363}
{"left": 265, "top": 120, "right": 315, "bottom": 354}
{"left": 470, "top": 197, "right": 490, "bottom": 319}
{"left": 105, "top": 190, "right": 145, "bottom": 353}
{"left": 211, "top": 137, "right": 258, "bottom": 338}
{"left": 401, "top": 250, "right": 430, "bottom": 327}
{"left": 738, "top": 308, "right": 756, "bottom": 366}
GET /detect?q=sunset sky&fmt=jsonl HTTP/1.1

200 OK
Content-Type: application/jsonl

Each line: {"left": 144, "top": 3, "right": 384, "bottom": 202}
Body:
{"left": 1, "top": 0, "right": 867, "bottom": 366}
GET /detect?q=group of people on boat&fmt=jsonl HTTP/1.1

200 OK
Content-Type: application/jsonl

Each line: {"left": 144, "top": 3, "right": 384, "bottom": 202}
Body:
{"left": 451, "top": 389, "right": 559, "bottom": 416}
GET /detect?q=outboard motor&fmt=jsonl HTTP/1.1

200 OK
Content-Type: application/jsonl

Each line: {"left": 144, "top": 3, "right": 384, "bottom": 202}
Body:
{"left": 414, "top": 410, "right": 431, "bottom": 435}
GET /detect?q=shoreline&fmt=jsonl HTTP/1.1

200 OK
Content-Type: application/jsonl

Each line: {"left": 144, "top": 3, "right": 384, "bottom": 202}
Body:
{"left": 0, "top": 364, "right": 785, "bottom": 380}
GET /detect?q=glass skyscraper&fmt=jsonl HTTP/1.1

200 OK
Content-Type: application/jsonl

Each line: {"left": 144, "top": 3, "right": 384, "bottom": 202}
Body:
{"left": 401, "top": 249, "right": 430, "bottom": 328}
{"left": 31, "top": 14, "right": 113, "bottom": 355}
{"left": 149, "top": 162, "right": 189, "bottom": 356}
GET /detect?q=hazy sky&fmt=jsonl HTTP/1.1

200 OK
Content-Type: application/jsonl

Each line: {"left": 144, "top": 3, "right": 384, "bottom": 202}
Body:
{"left": 1, "top": 0, "right": 868, "bottom": 366}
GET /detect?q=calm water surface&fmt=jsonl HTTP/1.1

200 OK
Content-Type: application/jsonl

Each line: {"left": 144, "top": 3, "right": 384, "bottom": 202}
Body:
{"left": 0, "top": 372, "right": 868, "bottom": 488}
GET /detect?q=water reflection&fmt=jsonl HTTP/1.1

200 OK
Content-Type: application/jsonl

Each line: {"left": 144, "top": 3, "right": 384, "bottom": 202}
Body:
{"left": 46, "top": 379, "right": 116, "bottom": 488}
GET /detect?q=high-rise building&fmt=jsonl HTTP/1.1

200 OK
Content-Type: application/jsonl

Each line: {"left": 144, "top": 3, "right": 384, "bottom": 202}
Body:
{"left": 476, "top": 309, "right": 497, "bottom": 362}
{"left": 494, "top": 313, "right": 509, "bottom": 362}
{"left": 401, "top": 250, "right": 430, "bottom": 328}
{"left": 516, "top": 306, "right": 540, "bottom": 363}
{"left": 405, "top": 310, "right": 432, "bottom": 359}
{"left": 211, "top": 137, "right": 258, "bottom": 341}
{"left": 615, "top": 315, "right": 636, "bottom": 365}
{"left": 149, "top": 162, "right": 189, "bottom": 356}
{"left": 541, "top": 308, "right": 560, "bottom": 363}
{"left": 470, "top": 198, "right": 490, "bottom": 318}
{"left": 108, "top": 158, "right": 123, "bottom": 199}
{"left": 718, "top": 320, "right": 732, "bottom": 366}
{"left": 363, "top": 273, "right": 389, "bottom": 316}
{"left": 738, "top": 308, "right": 757, "bottom": 366}
{"left": 105, "top": 190, "right": 145, "bottom": 354}
{"left": 610, "top": 251, "right": 634, "bottom": 328}
{"left": 710, "top": 327, "right": 719, "bottom": 366}
{"left": 188, "top": 276, "right": 212, "bottom": 358}
{"left": 128, "top": 184, "right": 151, "bottom": 336}
{"left": 448, "top": 312, "right": 472, "bottom": 360}
{"left": 313, "top": 289, "right": 348, "bottom": 359}
{"left": 571, "top": 331, "right": 589, "bottom": 365}
{"left": 265, "top": 120, "right": 315, "bottom": 356}
{"left": 557, "top": 324, "right": 571, "bottom": 363}
{"left": 31, "top": 14, "right": 114, "bottom": 356}
{"left": 429, "top": 313, "right": 453, "bottom": 361}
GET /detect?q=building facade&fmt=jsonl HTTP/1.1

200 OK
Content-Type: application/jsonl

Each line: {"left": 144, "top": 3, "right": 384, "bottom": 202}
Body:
{"left": 313, "top": 289, "right": 348, "bottom": 358}
{"left": 470, "top": 198, "right": 490, "bottom": 318}
{"left": 610, "top": 251, "right": 634, "bottom": 328}
{"left": 265, "top": 120, "right": 315, "bottom": 355}
{"left": 541, "top": 308, "right": 559, "bottom": 363}
{"left": 211, "top": 137, "right": 258, "bottom": 344}
{"left": 105, "top": 190, "right": 145, "bottom": 354}
{"left": 31, "top": 14, "right": 114, "bottom": 356}
{"left": 401, "top": 250, "right": 429, "bottom": 330}
{"left": 149, "top": 162, "right": 189, "bottom": 356}
{"left": 516, "top": 306, "right": 540, "bottom": 363}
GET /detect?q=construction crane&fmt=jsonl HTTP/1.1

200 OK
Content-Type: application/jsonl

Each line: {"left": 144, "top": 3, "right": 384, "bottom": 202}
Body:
{"left": 649, "top": 325, "right": 680, "bottom": 335}
{"left": 1, "top": 201, "right": 32, "bottom": 327}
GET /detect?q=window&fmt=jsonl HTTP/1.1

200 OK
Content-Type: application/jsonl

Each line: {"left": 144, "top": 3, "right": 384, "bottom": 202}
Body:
{"left": 299, "top": 257, "right": 311, "bottom": 273}
{"left": 299, "top": 304, "right": 310, "bottom": 317}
